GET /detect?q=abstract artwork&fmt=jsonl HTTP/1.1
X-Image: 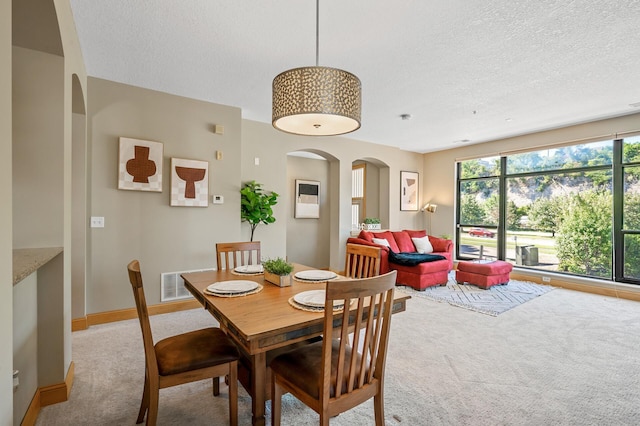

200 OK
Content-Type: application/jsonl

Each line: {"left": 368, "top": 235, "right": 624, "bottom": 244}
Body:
{"left": 295, "top": 179, "right": 320, "bottom": 218}
{"left": 400, "top": 171, "right": 419, "bottom": 211}
{"left": 170, "top": 158, "right": 209, "bottom": 207}
{"left": 118, "top": 137, "right": 163, "bottom": 192}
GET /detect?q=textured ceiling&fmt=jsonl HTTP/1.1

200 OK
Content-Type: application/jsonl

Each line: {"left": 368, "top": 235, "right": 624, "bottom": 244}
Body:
{"left": 69, "top": 0, "right": 640, "bottom": 153}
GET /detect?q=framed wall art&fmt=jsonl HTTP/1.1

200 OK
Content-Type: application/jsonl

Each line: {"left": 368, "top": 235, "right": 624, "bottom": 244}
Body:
{"left": 170, "top": 158, "right": 209, "bottom": 207}
{"left": 118, "top": 137, "right": 163, "bottom": 192}
{"left": 295, "top": 179, "right": 320, "bottom": 218}
{"left": 400, "top": 171, "right": 419, "bottom": 211}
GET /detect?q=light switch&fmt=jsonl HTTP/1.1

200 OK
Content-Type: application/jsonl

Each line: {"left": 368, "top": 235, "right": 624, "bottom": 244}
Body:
{"left": 254, "top": 157, "right": 260, "bottom": 166}
{"left": 90, "top": 217, "right": 105, "bottom": 228}
{"left": 216, "top": 151, "right": 223, "bottom": 160}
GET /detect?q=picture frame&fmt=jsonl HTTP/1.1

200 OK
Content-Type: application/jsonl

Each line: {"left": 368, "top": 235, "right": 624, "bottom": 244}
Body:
{"left": 170, "top": 158, "right": 209, "bottom": 207}
{"left": 295, "top": 179, "right": 320, "bottom": 218}
{"left": 118, "top": 137, "right": 163, "bottom": 192}
{"left": 400, "top": 171, "right": 419, "bottom": 211}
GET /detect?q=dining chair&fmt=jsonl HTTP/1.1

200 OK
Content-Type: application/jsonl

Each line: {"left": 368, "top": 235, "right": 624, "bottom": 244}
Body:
{"left": 270, "top": 270, "right": 398, "bottom": 426}
{"left": 344, "top": 242, "right": 381, "bottom": 278}
{"left": 126, "top": 260, "right": 240, "bottom": 426}
{"left": 216, "top": 241, "right": 261, "bottom": 270}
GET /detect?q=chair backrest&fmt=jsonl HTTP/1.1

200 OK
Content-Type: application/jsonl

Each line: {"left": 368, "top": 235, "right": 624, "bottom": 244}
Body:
{"left": 321, "top": 270, "right": 397, "bottom": 402}
{"left": 127, "top": 260, "right": 159, "bottom": 375}
{"left": 216, "top": 241, "right": 261, "bottom": 270}
{"left": 344, "top": 243, "right": 381, "bottom": 278}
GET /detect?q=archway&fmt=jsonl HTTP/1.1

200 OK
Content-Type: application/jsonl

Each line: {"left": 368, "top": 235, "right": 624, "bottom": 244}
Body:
{"left": 285, "top": 150, "right": 338, "bottom": 268}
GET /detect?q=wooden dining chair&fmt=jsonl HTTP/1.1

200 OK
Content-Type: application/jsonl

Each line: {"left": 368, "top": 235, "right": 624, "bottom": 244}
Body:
{"left": 216, "top": 241, "right": 261, "bottom": 270}
{"left": 127, "top": 260, "right": 240, "bottom": 426}
{"left": 344, "top": 242, "right": 382, "bottom": 278}
{"left": 270, "top": 270, "right": 398, "bottom": 426}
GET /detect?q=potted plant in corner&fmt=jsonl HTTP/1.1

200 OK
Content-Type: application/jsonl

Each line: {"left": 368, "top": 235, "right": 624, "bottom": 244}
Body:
{"left": 240, "top": 180, "right": 279, "bottom": 241}
{"left": 262, "top": 257, "right": 293, "bottom": 287}
{"left": 363, "top": 217, "right": 381, "bottom": 230}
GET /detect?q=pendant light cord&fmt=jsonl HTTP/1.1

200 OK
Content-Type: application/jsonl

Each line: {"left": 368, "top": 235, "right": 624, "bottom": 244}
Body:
{"left": 315, "top": 0, "right": 319, "bottom": 66}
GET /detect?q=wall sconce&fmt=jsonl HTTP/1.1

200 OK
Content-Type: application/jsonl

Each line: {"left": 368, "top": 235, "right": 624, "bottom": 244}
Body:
{"left": 422, "top": 203, "right": 437, "bottom": 213}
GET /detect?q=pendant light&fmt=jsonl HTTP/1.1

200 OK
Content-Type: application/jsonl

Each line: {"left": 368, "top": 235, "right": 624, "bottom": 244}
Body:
{"left": 272, "top": 0, "right": 361, "bottom": 136}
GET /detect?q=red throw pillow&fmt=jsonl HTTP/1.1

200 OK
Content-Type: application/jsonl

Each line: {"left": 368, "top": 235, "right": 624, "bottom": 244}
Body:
{"left": 392, "top": 231, "right": 415, "bottom": 252}
{"left": 371, "top": 231, "right": 400, "bottom": 252}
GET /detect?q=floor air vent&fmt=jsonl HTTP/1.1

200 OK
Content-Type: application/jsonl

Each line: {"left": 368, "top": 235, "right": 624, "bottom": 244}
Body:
{"left": 160, "top": 268, "right": 213, "bottom": 302}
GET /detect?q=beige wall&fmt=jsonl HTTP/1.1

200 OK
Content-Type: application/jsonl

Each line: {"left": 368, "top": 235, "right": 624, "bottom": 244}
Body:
{"left": 12, "top": 46, "right": 64, "bottom": 248}
{"left": 241, "top": 119, "right": 424, "bottom": 272}
{"left": 87, "top": 78, "right": 243, "bottom": 313}
{"left": 286, "top": 156, "right": 330, "bottom": 268}
{"left": 12, "top": 273, "right": 38, "bottom": 425}
{"left": 1, "top": 0, "right": 14, "bottom": 422}
{"left": 423, "top": 112, "right": 640, "bottom": 240}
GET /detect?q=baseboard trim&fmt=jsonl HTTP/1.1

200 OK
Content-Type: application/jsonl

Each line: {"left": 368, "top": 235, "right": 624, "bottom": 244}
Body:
{"left": 22, "top": 362, "right": 75, "bottom": 425}
{"left": 85, "top": 298, "right": 202, "bottom": 327}
{"left": 20, "top": 388, "right": 40, "bottom": 426}
{"left": 510, "top": 271, "right": 640, "bottom": 302}
{"left": 40, "top": 361, "right": 74, "bottom": 407}
{"left": 71, "top": 317, "right": 88, "bottom": 331}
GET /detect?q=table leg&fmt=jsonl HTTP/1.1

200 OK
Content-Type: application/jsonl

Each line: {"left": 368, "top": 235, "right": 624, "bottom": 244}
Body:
{"left": 251, "top": 352, "right": 267, "bottom": 426}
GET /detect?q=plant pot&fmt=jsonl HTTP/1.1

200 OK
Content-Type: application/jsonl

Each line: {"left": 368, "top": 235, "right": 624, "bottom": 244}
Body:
{"left": 364, "top": 224, "right": 381, "bottom": 230}
{"left": 264, "top": 271, "right": 291, "bottom": 287}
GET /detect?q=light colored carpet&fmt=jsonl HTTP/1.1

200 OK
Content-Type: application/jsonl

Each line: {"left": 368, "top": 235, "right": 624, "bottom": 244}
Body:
{"left": 398, "top": 274, "right": 554, "bottom": 316}
{"left": 36, "top": 286, "right": 640, "bottom": 425}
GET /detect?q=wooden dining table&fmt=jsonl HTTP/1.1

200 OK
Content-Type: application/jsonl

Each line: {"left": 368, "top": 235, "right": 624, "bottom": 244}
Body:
{"left": 181, "top": 263, "right": 410, "bottom": 426}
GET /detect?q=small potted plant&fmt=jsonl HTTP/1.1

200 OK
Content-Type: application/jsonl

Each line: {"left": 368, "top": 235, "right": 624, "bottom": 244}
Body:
{"left": 262, "top": 257, "right": 293, "bottom": 287}
{"left": 363, "top": 217, "right": 381, "bottom": 230}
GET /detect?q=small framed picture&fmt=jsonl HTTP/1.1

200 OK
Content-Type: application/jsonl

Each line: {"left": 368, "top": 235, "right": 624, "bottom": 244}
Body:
{"left": 170, "top": 158, "right": 209, "bottom": 207}
{"left": 295, "top": 179, "right": 320, "bottom": 218}
{"left": 400, "top": 171, "right": 419, "bottom": 211}
{"left": 118, "top": 137, "right": 163, "bottom": 192}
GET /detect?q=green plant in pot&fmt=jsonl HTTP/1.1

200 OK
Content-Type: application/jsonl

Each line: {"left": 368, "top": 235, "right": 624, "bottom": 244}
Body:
{"left": 262, "top": 257, "right": 293, "bottom": 287}
{"left": 363, "top": 217, "right": 381, "bottom": 230}
{"left": 240, "top": 180, "right": 279, "bottom": 241}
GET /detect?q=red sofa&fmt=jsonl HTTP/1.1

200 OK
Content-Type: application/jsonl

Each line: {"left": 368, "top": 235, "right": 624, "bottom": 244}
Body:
{"left": 347, "top": 230, "right": 453, "bottom": 290}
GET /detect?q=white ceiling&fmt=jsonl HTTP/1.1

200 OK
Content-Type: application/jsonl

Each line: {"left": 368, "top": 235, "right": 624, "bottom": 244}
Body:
{"left": 69, "top": 0, "right": 640, "bottom": 154}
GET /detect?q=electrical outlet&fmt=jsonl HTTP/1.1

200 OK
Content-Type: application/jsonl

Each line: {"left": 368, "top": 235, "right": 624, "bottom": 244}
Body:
{"left": 90, "top": 217, "right": 105, "bottom": 228}
{"left": 542, "top": 276, "right": 551, "bottom": 283}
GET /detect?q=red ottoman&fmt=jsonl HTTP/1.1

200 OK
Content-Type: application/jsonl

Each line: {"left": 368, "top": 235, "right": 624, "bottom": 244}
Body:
{"left": 456, "top": 260, "right": 513, "bottom": 289}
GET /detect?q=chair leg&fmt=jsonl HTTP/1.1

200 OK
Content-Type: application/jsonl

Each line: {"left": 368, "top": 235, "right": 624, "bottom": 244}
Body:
{"left": 213, "top": 376, "right": 220, "bottom": 396}
{"left": 146, "top": 386, "right": 159, "bottom": 426}
{"left": 373, "top": 391, "right": 385, "bottom": 426}
{"left": 271, "top": 378, "right": 282, "bottom": 426}
{"left": 228, "top": 362, "right": 238, "bottom": 426}
{"left": 136, "top": 372, "right": 150, "bottom": 423}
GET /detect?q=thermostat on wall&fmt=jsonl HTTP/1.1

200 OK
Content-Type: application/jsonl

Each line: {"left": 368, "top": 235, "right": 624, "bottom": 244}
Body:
{"left": 212, "top": 195, "right": 224, "bottom": 204}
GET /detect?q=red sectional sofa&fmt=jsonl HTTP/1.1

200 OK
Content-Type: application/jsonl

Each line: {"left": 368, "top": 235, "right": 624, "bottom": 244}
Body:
{"left": 347, "top": 229, "right": 453, "bottom": 290}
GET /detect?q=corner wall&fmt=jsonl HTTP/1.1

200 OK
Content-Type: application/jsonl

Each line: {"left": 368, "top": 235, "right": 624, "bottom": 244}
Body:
{"left": 1, "top": 0, "right": 14, "bottom": 422}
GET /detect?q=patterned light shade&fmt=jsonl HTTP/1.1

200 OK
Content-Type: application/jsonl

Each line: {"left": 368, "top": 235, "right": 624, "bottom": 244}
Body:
{"left": 272, "top": 66, "right": 361, "bottom": 136}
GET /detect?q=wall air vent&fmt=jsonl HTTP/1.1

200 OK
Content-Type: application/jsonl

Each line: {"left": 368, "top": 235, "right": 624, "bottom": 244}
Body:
{"left": 160, "top": 268, "right": 213, "bottom": 302}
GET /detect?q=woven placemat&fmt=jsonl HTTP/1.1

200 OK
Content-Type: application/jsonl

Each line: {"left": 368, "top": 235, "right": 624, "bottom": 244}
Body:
{"left": 230, "top": 270, "right": 264, "bottom": 277}
{"left": 287, "top": 297, "right": 347, "bottom": 312}
{"left": 204, "top": 284, "right": 263, "bottom": 298}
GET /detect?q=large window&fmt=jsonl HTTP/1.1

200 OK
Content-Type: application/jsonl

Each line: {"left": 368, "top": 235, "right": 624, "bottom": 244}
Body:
{"left": 456, "top": 137, "right": 640, "bottom": 285}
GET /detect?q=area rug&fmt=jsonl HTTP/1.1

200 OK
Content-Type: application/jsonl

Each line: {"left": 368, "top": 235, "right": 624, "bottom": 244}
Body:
{"left": 397, "top": 274, "right": 554, "bottom": 316}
